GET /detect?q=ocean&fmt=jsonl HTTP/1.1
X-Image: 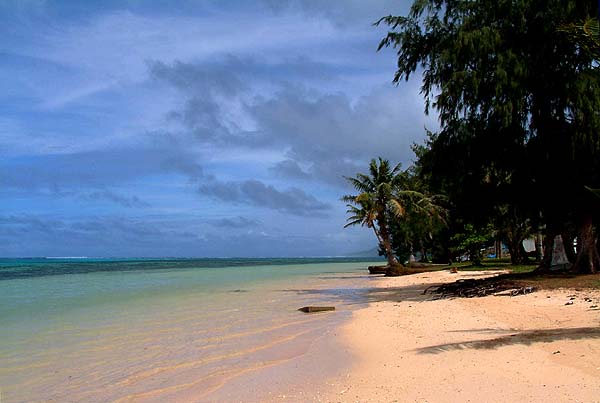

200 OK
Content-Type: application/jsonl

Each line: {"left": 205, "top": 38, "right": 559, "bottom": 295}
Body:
{"left": 0, "top": 257, "right": 382, "bottom": 402}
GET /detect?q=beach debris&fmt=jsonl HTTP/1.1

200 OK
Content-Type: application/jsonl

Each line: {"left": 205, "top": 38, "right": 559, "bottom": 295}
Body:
{"left": 425, "top": 278, "right": 537, "bottom": 299}
{"left": 450, "top": 267, "right": 458, "bottom": 273}
{"left": 565, "top": 301, "right": 574, "bottom": 305}
{"left": 368, "top": 265, "right": 388, "bottom": 275}
{"left": 553, "top": 350, "right": 561, "bottom": 354}
{"left": 510, "top": 286, "right": 535, "bottom": 296}
{"left": 590, "top": 305, "right": 598, "bottom": 309}
{"left": 298, "top": 306, "right": 335, "bottom": 313}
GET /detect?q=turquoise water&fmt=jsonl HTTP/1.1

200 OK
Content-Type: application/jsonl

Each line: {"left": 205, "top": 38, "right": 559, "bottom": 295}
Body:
{"left": 0, "top": 258, "right": 382, "bottom": 402}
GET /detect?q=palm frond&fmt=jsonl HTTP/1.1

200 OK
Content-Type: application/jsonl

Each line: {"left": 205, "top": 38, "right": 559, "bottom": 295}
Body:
{"left": 388, "top": 199, "right": 406, "bottom": 218}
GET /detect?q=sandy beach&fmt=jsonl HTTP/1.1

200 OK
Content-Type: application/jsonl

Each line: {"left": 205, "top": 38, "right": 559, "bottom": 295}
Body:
{"left": 3, "top": 262, "right": 599, "bottom": 403}
{"left": 317, "top": 270, "right": 600, "bottom": 403}
{"left": 269, "top": 270, "right": 600, "bottom": 403}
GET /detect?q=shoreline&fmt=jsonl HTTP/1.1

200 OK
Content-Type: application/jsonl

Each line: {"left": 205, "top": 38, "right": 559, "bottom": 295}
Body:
{"left": 3, "top": 264, "right": 598, "bottom": 402}
{"left": 0, "top": 259, "right": 380, "bottom": 403}
{"left": 316, "top": 270, "right": 600, "bottom": 403}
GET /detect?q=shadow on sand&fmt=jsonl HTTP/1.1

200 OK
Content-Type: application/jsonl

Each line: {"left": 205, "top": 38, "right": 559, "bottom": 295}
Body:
{"left": 280, "top": 282, "right": 440, "bottom": 306}
{"left": 415, "top": 326, "right": 600, "bottom": 354}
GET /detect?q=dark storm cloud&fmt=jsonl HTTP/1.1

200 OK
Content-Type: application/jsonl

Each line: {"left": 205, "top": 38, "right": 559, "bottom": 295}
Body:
{"left": 199, "top": 179, "right": 331, "bottom": 216}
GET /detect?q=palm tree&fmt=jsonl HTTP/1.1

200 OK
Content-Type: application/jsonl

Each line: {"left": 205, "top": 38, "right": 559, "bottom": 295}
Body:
{"left": 559, "top": 17, "right": 600, "bottom": 61}
{"left": 342, "top": 158, "right": 405, "bottom": 266}
{"left": 393, "top": 188, "right": 448, "bottom": 262}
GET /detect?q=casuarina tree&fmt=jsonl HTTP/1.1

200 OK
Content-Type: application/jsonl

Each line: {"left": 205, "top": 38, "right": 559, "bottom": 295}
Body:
{"left": 378, "top": 0, "right": 600, "bottom": 273}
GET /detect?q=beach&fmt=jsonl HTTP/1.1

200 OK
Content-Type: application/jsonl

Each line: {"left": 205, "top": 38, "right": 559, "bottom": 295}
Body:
{"left": 319, "top": 270, "right": 600, "bottom": 403}
{"left": 2, "top": 260, "right": 599, "bottom": 402}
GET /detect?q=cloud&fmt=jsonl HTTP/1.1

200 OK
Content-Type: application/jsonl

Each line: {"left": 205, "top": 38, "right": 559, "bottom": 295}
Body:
{"left": 199, "top": 179, "right": 331, "bottom": 215}
{"left": 269, "top": 159, "right": 312, "bottom": 179}
{"left": 7, "top": 6, "right": 349, "bottom": 109}
{"left": 80, "top": 190, "right": 150, "bottom": 208}
{"left": 248, "top": 83, "right": 430, "bottom": 162}
{"left": 149, "top": 58, "right": 248, "bottom": 97}
{"left": 261, "top": 0, "right": 406, "bottom": 27}
{"left": 0, "top": 1, "right": 426, "bottom": 257}
{"left": 151, "top": 56, "right": 434, "bottom": 188}
{"left": 0, "top": 214, "right": 207, "bottom": 257}
{"left": 0, "top": 213, "right": 372, "bottom": 257}
{"left": 208, "top": 216, "right": 260, "bottom": 228}
{"left": 0, "top": 135, "right": 205, "bottom": 191}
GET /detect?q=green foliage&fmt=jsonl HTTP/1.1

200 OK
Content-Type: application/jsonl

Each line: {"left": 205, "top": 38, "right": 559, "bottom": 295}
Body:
{"left": 343, "top": 158, "right": 447, "bottom": 266}
{"left": 450, "top": 224, "right": 494, "bottom": 266}
{"left": 388, "top": 167, "right": 448, "bottom": 263}
{"left": 378, "top": 0, "right": 600, "bottom": 272}
{"left": 343, "top": 158, "right": 405, "bottom": 265}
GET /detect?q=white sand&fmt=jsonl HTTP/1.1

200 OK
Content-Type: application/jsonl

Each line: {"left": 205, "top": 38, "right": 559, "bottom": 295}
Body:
{"left": 318, "top": 270, "right": 600, "bottom": 403}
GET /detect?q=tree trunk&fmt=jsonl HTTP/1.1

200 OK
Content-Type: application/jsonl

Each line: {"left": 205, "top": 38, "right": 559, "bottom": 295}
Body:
{"left": 534, "top": 232, "right": 543, "bottom": 262}
{"left": 503, "top": 221, "right": 529, "bottom": 265}
{"left": 572, "top": 213, "right": 599, "bottom": 273}
{"left": 494, "top": 238, "right": 501, "bottom": 259}
{"left": 506, "top": 234, "right": 527, "bottom": 265}
{"left": 377, "top": 216, "right": 399, "bottom": 266}
{"left": 420, "top": 240, "right": 429, "bottom": 263}
{"left": 538, "top": 229, "right": 556, "bottom": 271}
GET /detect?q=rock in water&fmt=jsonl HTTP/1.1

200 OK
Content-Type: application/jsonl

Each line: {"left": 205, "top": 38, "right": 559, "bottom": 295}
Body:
{"left": 298, "top": 306, "right": 335, "bottom": 313}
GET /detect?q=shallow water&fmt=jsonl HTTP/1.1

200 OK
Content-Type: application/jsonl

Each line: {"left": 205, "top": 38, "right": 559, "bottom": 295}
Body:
{"left": 0, "top": 258, "right": 382, "bottom": 402}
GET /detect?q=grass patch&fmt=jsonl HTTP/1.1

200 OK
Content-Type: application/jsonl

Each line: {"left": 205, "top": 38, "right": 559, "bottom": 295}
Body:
{"left": 441, "top": 259, "right": 538, "bottom": 274}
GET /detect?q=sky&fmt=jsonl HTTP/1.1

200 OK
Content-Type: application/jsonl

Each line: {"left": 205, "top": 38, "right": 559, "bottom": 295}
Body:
{"left": 0, "top": 0, "right": 437, "bottom": 258}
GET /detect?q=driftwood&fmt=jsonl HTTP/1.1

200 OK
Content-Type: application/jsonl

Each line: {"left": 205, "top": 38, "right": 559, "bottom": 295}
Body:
{"left": 424, "top": 278, "right": 536, "bottom": 299}
{"left": 368, "top": 265, "right": 388, "bottom": 274}
{"left": 298, "top": 306, "right": 335, "bottom": 313}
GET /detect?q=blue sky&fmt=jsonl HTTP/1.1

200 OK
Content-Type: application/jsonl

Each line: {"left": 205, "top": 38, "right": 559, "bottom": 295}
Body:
{"left": 0, "top": 0, "right": 436, "bottom": 257}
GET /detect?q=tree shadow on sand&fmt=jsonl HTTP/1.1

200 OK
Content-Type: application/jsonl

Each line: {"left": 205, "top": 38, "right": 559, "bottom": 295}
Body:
{"left": 280, "top": 283, "right": 440, "bottom": 306}
{"left": 416, "top": 327, "right": 600, "bottom": 354}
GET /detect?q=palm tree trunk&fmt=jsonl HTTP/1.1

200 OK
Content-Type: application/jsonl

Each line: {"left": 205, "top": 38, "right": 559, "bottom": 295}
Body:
{"left": 377, "top": 216, "right": 399, "bottom": 266}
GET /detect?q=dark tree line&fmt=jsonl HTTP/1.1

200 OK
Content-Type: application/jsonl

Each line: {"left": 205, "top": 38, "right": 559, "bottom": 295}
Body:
{"left": 376, "top": 0, "right": 600, "bottom": 273}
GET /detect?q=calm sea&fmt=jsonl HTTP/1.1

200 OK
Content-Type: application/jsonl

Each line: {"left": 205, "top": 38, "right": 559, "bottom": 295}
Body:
{"left": 0, "top": 257, "right": 382, "bottom": 402}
